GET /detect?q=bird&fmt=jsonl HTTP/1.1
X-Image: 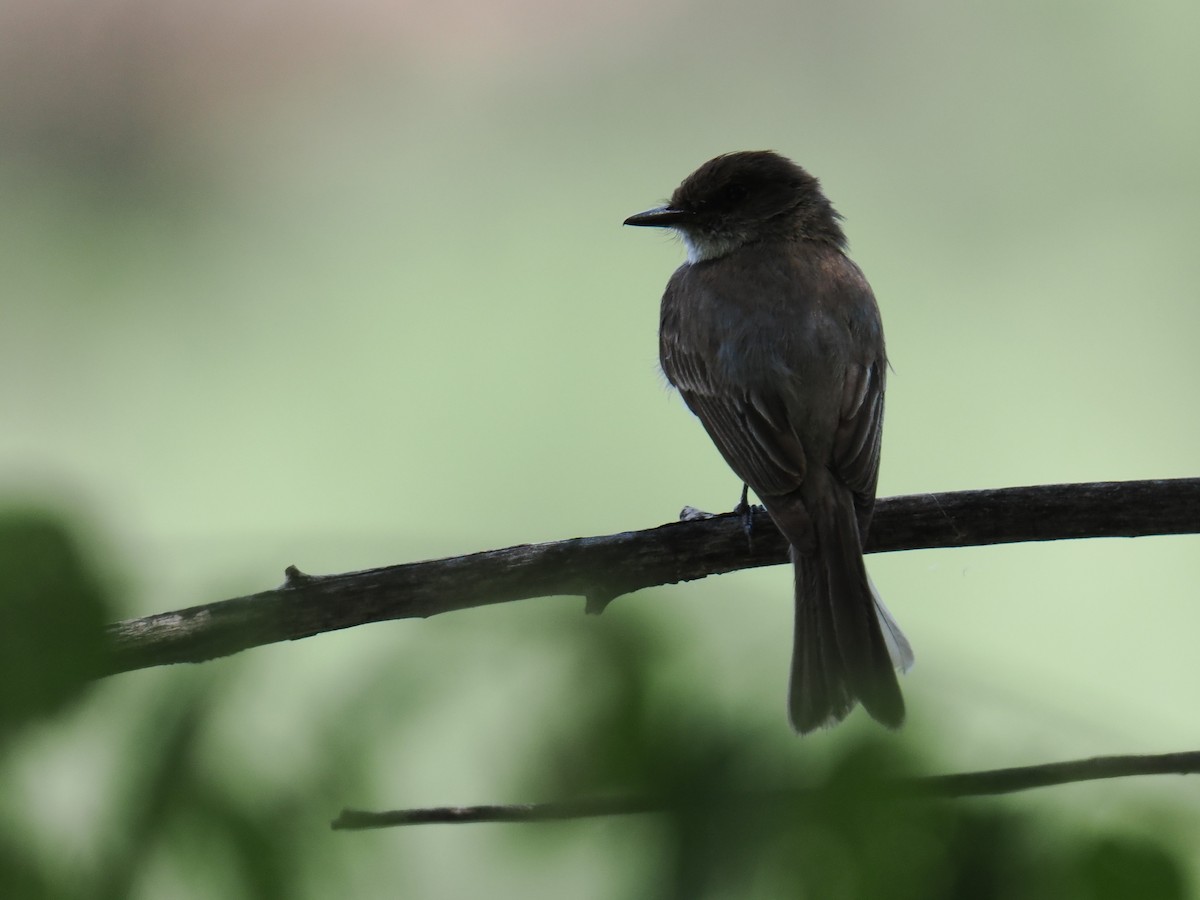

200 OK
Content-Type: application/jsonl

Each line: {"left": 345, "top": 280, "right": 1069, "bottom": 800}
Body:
{"left": 624, "top": 150, "right": 913, "bottom": 733}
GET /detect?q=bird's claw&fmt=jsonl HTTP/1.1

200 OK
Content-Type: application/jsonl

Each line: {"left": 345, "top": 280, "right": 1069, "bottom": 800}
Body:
{"left": 733, "top": 484, "right": 754, "bottom": 546}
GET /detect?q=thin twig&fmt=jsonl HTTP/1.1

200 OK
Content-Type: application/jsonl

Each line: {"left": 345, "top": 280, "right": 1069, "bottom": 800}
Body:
{"left": 330, "top": 749, "right": 1200, "bottom": 830}
{"left": 102, "top": 478, "right": 1200, "bottom": 676}
{"left": 918, "top": 749, "right": 1200, "bottom": 796}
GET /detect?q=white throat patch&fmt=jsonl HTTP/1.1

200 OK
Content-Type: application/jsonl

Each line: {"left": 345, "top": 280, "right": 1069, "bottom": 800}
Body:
{"left": 680, "top": 230, "right": 742, "bottom": 263}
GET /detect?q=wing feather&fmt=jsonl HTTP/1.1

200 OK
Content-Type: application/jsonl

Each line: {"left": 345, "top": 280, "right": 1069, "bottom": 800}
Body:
{"left": 659, "top": 253, "right": 884, "bottom": 511}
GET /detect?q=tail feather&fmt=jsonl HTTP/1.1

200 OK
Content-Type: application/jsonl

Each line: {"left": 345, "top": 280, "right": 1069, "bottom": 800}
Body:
{"left": 870, "top": 573, "right": 915, "bottom": 673}
{"left": 792, "top": 553, "right": 853, "bottom": 731}
{"left": 785, "top": 494, "right": 909, "bottom": 734}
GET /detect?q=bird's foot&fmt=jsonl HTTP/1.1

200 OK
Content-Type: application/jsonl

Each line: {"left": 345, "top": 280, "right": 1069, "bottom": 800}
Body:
{"left": 733, "top": 484, "right": 755, "bottom": 546}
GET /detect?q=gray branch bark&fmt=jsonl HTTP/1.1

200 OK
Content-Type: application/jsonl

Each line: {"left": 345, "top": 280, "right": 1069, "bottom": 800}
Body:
{"left": 102, "top": 477, "right": 1200, "bottom": 677}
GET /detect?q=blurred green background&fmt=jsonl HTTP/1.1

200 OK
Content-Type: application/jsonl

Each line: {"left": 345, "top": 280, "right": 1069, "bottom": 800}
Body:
{"left": 2, "top": 0, "right": 1199, "bottom": 896}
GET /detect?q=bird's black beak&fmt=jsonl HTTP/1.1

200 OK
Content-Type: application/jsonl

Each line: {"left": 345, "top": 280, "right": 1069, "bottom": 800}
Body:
{"left": 623, "top": 206, "right": 692, "bottom": 227}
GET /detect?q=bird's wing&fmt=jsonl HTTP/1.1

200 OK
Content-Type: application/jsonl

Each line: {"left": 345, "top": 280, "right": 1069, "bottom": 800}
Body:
{"left": 661, "top": 334, "right": 808, "bottom": 498}
{"left": 831, "top": 356, "right": 886, "bottom": 530}
{"left": 659, "top": 258, "right": 885, "bottom": 515}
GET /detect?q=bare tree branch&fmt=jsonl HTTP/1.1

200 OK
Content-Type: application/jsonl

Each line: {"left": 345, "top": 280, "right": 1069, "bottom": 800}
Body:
{"left": 329, "top": 749, "right": 1200, "bottom": 830}
{"left": 102, "top": 478, "right": 1199, "bottom": 676}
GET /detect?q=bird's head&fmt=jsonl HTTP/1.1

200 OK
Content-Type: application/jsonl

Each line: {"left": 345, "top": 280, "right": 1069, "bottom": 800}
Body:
{"left": 624, "top": 150, "right": 845, "bottom": 262}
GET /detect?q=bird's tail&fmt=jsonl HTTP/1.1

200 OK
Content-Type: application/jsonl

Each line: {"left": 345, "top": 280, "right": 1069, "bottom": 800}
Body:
{"left": 785, "top": 492, "right": 912, "bottom": 734}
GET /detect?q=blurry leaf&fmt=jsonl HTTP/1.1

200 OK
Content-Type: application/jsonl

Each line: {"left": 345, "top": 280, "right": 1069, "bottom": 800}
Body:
{"left": 0, "top": 840, "right": 52, "bottom": 899}
{"left": 520, "top": 609, "right": 1193, "bottom": 899}
{"left": 1076, "top": 836, "right": 1187, "bottom": 900}
{"left": 0, "top": 508, "right": 112, "bottom": 736}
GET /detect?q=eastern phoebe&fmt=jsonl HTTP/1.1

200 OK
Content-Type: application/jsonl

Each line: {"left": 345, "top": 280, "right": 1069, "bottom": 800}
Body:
{"left": 625, "top": 151, "right": 913, "bottom": 733}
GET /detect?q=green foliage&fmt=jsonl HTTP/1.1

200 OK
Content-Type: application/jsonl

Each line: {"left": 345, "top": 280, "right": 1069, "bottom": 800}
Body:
{"left": 0, "top": 509, "right": 1193, "bottom": 899}
{"left": 0, "top": 510, "right": 110, "bottom": 736}
{"left": 533, "top": 619, "right": 1191, "bottom": 900}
